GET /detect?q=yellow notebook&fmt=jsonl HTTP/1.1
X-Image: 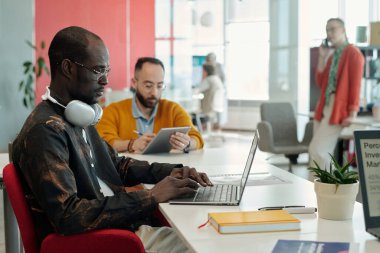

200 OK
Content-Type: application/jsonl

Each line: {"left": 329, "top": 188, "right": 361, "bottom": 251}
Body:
{"left": 208, "top": 210, "right": 301, "bottom": 234}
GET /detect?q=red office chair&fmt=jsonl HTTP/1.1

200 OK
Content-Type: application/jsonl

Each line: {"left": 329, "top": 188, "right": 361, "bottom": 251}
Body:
{"left": 3, "top": 163, "right": 146, "bottom": 253}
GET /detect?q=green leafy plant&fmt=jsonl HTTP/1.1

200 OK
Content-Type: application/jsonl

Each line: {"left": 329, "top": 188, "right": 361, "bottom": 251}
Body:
{"left": 308, "top": 154, "right": 359, "bottom": 185}
{"left": 19, "top": 40, "right": 50, "bottom": 109}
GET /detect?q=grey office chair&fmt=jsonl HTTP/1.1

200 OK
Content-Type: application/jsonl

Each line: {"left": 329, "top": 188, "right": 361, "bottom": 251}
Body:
{"left": 257, "top": 102, "right": 313, "bottom": 171}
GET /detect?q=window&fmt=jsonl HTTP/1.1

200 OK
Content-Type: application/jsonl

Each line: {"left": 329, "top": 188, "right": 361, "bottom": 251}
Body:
{"left": 225, "top": 0, "right": 269, "bottom": 100}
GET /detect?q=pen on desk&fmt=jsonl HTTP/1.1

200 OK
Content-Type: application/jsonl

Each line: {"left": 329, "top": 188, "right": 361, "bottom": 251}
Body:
{"left": 258, "top": 206, "right": 317, "bottom": 214}
{"left": 133, "top": 130, "right": 143, "bottom": 136}
{"left": 283, "top": 207, "right": 317, "bottom": 214}
{"left": 258, "top": 205, "right": 304, "bottom": 210}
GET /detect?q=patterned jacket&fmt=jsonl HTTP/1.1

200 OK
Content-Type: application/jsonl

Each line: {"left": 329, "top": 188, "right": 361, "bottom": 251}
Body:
{"left": 12, "top": 100, "right": 181, "bottom": 243}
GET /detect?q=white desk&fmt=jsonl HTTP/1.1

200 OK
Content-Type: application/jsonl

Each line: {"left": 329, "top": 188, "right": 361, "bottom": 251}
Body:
{"left": 340, "top": 116, "right": 380, "bottom": 139}
{"left": 129, "top": 148, "right": 380, "bottom": 253}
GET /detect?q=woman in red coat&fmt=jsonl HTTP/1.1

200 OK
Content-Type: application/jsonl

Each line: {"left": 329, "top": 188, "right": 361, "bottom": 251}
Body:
{"left": 309, "top": 18, "right": 364, "bottom": 169}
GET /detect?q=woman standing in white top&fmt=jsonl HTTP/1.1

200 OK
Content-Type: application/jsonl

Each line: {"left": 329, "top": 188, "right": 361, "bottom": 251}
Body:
{"left": 199, "top": 64, "right": 225, "bottom": 131}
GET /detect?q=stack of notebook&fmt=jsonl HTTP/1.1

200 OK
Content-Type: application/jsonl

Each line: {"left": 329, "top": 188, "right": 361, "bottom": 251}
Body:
{"left": 208, "top": 210, "right": 301, "bottom": 234}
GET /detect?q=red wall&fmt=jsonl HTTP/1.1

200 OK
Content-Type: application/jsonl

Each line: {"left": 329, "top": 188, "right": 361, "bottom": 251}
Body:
{"left": 129, "top": 1, "right": 156, "bottom": 81}
{"left": 35, "top": 0, "right": 155, "bottom": 103}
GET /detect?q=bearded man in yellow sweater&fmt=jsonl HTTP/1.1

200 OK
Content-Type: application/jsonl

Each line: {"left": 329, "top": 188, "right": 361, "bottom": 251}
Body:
{"left": 96, "top": 57, "right": 204, "bottom": 153}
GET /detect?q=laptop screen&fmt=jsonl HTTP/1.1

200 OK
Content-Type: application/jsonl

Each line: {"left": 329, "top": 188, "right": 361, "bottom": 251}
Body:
{"left": 354, "top": 130, "right": 380, "bottom": 228}
{"left": 239, "top": 131, "right": 259, "bottom": 197}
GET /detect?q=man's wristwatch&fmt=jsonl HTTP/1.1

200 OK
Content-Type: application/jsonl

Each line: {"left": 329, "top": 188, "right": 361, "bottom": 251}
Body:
{"left": 183, "top": 141, "right": 191, "bottom": 153}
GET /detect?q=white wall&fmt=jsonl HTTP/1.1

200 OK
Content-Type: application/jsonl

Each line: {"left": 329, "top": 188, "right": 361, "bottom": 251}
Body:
{"left": 223, "top": 105, "right": 260, "bottom": 130}
{"left": 0, "top": 0, "right": 34, "bottom": 152}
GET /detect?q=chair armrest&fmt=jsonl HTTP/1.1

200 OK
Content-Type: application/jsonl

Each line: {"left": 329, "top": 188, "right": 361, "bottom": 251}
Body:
{"left": 41, "top": 229, "right": 145, "bottom": 253}
{"left": 257, "top": 121, "right": 275, "bottom": 152}
{"left": 301, "top": 121, "right": 313, "bottom": 145}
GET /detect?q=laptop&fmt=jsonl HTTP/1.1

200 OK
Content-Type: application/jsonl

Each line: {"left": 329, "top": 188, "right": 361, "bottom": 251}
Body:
{"left": 353, "top": 130, "right": 380, "bottom": 238}
{"left": 169, "top": 130, "right": 259, "bottom": 205}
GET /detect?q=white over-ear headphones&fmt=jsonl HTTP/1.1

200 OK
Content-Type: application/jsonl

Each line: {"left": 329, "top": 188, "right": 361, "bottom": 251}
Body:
{"left": 42, "top": 87, "right": 103, "bottom": 128}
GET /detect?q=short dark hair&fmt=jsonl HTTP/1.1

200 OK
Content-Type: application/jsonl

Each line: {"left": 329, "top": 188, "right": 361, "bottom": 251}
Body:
{"left": 48, "top": 26, "right": 102, "bottom": 79}
{"left": 134, "top": 57, "right": 165, "bottom": 78}
{"left": 203, "top": 63, "right": 216, "bottom": 76}
{"left": 327, "top": 18, "right": 345, "bottom": 29}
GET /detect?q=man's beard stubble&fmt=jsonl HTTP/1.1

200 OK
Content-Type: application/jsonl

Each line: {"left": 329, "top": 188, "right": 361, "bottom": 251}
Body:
{"left": 135, "top": 89, "right": 158, "bottom": 109}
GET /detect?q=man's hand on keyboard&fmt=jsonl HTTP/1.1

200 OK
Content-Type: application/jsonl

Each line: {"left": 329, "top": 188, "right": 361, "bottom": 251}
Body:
{"left": 150, "top": 176, "right": 199, "bottom": 203}
{"left": 170, "top": 166, "right": 213, "bottom": 187}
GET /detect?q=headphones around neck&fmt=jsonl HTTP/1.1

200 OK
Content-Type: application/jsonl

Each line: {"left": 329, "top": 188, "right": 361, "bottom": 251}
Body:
{"left": 41, "top": 87, "right": 103, "bottom": 128}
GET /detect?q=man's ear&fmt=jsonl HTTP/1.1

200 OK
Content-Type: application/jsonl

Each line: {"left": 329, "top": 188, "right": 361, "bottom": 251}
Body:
{"left": 131, "top": 77, "right": 137, "bottom": 89}
{"left": 60, "top": 59, "right": 74, "bottom": 79}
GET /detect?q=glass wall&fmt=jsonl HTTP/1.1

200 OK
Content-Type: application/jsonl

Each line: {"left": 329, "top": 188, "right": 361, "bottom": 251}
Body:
{"left": 225, "top": 0, "right": 270, "bottom": 101}
{"left": 155, "top": 0, "right": 193, "bottom": 110}
{"left": 154, "top": 0, "right": 380, "bottom": 131}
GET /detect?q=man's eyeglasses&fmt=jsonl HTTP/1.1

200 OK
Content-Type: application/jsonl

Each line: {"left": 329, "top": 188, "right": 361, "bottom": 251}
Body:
{"left": 71, "top": 60, "right": 111, "bottom": 80}
{"left": 326, "top": 26, "right": 342, "bottom": 33}
{"left": 137, "top": 80, "right": 167, "bottom": 91}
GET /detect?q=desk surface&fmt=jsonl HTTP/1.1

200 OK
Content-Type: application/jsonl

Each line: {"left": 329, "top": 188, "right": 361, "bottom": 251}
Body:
{"left": 329, "top": 116, "right": 380, "bottom": 140}
{"left": 129, "top": 148, "right": 379, "bottom": 253}
{"left": 3, "top": 144, "right": 379, "bottom": 252}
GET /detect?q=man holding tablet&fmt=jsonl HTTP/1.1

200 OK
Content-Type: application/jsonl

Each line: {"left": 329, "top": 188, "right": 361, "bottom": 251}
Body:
{"left": 96, "top": 57, "right": 204, "bottom": 153}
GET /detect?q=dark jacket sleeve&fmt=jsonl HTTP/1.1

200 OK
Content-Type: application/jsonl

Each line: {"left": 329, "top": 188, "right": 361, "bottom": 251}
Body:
{"left": 17, "top": 123, "right": 160, "bottom": 236}
{"left": 101, "top": 131, "right": 183, "bottom": 186}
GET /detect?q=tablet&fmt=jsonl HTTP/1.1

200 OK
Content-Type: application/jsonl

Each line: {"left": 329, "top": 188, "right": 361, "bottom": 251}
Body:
{"left": 142, "top": 126, "right": 191, "bottom": 154}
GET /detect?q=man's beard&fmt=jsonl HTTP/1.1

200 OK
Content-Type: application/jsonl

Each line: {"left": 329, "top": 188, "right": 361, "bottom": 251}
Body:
{"left": 136, "top": 89, "right": 158, "bottom": 108}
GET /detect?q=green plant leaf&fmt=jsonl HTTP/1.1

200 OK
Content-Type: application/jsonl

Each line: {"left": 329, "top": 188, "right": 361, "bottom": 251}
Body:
{"left": 18, "top": 81, "right": 24, "bottom": 91}
{"left": 37, "top": 57, "right": 44, "bottom": 77}
{"left": 26, "top": 40, "right": 36, "bottom": 50}
{"left": 19, "top": 39, "right": 50, "bottom": 109}
{"left": 333, "top": 169, "right": 343, "bottom": 183}
{"left": 43, "top": 64, "right": 50, "bottom": 76}
{"left": 25, "top": 75, "right": 33, "bottom": 94}
{"left": 23, "top": 61, "right": 32, "bottom": 68}
{"left": 23, "top": 61, "right": 32, "bottom": 74}
{"left": 308, "top": 153, "right": 358, "bottom": 184}
{"left": 340, "top": 160, "right": 352, "bottom": 174}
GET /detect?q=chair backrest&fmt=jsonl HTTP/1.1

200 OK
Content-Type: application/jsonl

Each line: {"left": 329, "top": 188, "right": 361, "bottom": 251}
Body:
{"left": 260, "top": 102, "right": 298, "bottom": 145}
{"left": 3, "top": 163, "right": 40, "bottom": 253}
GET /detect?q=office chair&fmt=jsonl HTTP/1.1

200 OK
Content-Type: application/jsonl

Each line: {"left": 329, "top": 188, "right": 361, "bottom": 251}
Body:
{"left": 257, "top": 102, "right": 313, "bottom": 171}
{"left": 2, "top": 163, "right": 146, "bottom": 253}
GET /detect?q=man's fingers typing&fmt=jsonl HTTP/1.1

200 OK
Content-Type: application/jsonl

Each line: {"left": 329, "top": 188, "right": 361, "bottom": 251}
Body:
{"left": 175, "top": 177, "right": 199, "bottom": 189}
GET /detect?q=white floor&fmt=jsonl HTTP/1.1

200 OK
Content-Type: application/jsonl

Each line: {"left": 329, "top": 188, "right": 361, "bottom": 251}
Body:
{"left": 0, "top": 131, "right": 315, "bottom": 253}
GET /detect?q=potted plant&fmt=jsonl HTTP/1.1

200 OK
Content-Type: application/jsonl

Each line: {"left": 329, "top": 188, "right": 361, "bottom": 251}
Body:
{"left": 308, "top": 154, "right": 359, "bottom": 220}
{"left": 19, "top": 40, "right": 50, "bottom": 109}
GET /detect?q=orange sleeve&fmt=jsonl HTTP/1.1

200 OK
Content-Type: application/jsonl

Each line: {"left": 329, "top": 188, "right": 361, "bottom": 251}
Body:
{"left": 177, "top": 106, "right": 204, "bottom": 149}
{"left": 96, "top": 100, "right": 136, "bottom": 145}
{"left": 163, "top": 102, "right": 204, "bottom": 149}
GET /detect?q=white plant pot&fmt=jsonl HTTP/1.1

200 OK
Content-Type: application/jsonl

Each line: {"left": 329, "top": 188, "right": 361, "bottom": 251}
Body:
{"left": 314, "top": 180, "right": 359, "bottom": 220}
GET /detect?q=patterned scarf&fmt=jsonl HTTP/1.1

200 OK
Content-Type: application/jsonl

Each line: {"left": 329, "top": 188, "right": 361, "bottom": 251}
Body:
{"left": 325, "top": 41, "right": 349, "bottom": 105}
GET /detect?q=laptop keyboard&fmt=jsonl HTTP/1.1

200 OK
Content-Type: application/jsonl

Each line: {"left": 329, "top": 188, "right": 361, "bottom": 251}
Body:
{"left": 194, "top": 184, "right": 236, "bottom": 202}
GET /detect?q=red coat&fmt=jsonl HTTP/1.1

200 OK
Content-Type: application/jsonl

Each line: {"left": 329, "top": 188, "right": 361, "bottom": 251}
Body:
{"left": 314, "top": 44, "right": 364, "bottom": 124}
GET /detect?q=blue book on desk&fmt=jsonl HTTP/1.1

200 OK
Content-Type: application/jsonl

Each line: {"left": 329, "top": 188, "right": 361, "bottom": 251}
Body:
{"left": 272, "top": 240, "right": 350, "bottom": 253}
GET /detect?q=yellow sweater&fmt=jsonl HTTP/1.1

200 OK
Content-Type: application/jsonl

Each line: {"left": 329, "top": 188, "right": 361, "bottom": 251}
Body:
{"left": 96, "top": 98, "right": 204, "bottom": 149}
